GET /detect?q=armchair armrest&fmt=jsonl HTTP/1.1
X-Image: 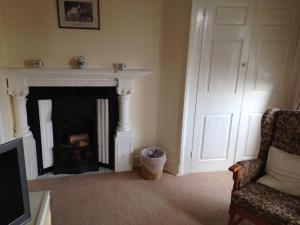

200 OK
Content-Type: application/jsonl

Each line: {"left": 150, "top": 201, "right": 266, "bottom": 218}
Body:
{"left": 229, "top": 163, "right": 242, "bottom": 191}
{"left": 229, "top": 159, "right": 264, "bottom": 190}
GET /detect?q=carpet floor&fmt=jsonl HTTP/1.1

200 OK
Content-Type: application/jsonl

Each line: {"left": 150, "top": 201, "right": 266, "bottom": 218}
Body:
{"left": 28, "top": 170, "right": 253, "bottom": 225}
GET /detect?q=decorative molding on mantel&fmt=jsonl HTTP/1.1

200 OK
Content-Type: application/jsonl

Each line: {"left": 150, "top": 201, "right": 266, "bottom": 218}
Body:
{"left": 0, "top": 67, "right": 151, "bottom": 91}
{"left": 25, "top": 78, "right": 118, "bottom": 87}
{"left": 0, "top": 67, "right": 151, "bottom": 178}
{"left": 0, "top": 67, "right": 151, "bottom": 77}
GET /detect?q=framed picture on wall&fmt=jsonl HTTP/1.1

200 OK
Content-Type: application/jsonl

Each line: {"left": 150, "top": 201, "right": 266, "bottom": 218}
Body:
{"left": 57, "top": 0, "right": 100, "bottom": 29}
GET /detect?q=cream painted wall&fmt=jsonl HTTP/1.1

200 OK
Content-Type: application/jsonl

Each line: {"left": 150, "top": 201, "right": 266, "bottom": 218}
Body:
{"left": 292, "top": 30, "right": 300, "bottom": 109}
{"left": 157, "top": 0, "right": 191, "bottom": 165}
{"left": 0, "top": 6, "right": 4, "bottom": 66}
{"left": 0, "top": 0, "right": 162, "bottom": 150}
{"left": 0, "top": 75, "right": 14, "bottom": 143}
{"left": 0, "top": 0, "right": 193, "bottom": 171}
{"left": 0, "top": 7, "right": 14, "bottom": 143}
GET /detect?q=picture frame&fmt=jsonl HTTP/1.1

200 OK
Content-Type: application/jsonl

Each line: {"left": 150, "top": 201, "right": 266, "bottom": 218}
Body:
{"left": 57, "top": 0, "right": 100, "bottom": 30}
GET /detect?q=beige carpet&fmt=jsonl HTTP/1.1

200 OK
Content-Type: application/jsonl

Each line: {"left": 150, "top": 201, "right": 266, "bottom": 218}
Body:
{"left": 28, "top": 170, "right": 253, "bottom": 225}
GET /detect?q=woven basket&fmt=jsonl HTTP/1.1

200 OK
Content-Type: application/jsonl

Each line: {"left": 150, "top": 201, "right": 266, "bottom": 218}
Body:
{"left": 140, "top": 164, "right": 163, "bottom": 180}
{"left": 140, "top": 147, "right": 166, "bottom": 180}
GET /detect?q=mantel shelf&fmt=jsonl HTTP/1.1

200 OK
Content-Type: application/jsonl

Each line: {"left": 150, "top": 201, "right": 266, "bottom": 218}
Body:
{"left": 0, "top": 67, "right": 152, "bottom": 79}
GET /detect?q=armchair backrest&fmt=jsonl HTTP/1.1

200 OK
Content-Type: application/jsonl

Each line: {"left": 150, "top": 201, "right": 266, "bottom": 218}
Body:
{"left": 258, "top": 109, "right": 300, "bottom": 162}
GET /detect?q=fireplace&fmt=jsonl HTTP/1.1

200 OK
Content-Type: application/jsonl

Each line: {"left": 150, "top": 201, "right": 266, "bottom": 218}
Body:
{"left": 2, "top": 67, "right": 150, "bottom": 179}
{"left": 27, "top": 87, "right": 118, "bottom": 175}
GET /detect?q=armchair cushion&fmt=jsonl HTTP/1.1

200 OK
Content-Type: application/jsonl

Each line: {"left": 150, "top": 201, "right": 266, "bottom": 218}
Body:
{"left": 258, "top": 146, "right": 300, "bottom": 197}
{"left": 237, "top": 159, "right": 264, "bottom": 187}
{"left": 232, "top": 183, "right": 300, "bottom": 225}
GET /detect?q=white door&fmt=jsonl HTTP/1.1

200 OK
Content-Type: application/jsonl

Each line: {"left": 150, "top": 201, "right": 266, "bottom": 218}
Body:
{"left": 191, "top": 0, "right": 255, "bottom": 172}
{"left": 235, "top": 0, "right": 300, "bottom": 161}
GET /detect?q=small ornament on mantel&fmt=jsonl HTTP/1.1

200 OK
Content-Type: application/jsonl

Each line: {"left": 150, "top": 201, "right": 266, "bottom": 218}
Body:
{"left": 113, "top": 63, "right": 127, "bottom": 72}
{"left": 31, "top": 59, "right": 44, "bottom": 68}
{"left": 74, "top": 56, "right": 88, "bottom": 69}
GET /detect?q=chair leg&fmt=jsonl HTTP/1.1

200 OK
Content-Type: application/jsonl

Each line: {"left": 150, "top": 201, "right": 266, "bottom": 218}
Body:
{"left": 228, "top": 215, "right": 244, "bottom": 225}
{"left": 228, "top": 203, "right": 235, "bottom": 225}
{"left": 228, "top": 214, "right": 235, "bottom": 225}
{"left": 228, "top": 204, "right": 244, "bottom": 225}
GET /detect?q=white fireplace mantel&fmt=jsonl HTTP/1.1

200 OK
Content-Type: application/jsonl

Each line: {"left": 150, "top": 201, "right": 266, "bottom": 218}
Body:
{"left": 2, "top": 67, "right": 150, "bottom": 90}
{"left": 0, "top": 67, "right": 151, "bottom": 179}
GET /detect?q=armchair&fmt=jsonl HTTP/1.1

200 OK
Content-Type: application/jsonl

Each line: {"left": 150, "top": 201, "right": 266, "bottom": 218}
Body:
{"left": 228, "top": 109, "right": 300, "bottom": 225}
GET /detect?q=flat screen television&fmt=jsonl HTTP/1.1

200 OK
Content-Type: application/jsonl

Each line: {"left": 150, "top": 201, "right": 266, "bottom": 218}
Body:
{"left": 0, "top": 138, "right": 31, "bottom": 225}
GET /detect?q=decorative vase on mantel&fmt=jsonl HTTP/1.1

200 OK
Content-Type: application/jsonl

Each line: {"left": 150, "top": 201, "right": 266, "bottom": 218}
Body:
{"left": 76, "top": 56, "right": 88, "bottom": 69}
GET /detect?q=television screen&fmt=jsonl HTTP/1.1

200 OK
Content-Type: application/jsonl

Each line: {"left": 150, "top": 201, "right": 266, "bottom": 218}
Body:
{"left": 0, "top": 139, "right": 31, "bottom": 225}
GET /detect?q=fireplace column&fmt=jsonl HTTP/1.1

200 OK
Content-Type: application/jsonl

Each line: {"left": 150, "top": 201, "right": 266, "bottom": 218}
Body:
{"left": 10, "top": 89, "right": 38, "bottom": 180}
{"left": 115, "top": 86, "right": 133, "bottom": 172}
{"left": 11, "top": 90, "right": 32, "bottom": 137}
{"left": 117, "top": 88, "right": 131, "bottom": 131}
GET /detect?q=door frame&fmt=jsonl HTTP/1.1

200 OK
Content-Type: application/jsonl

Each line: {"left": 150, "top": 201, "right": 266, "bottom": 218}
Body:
{"left": 179, "top": 0, "right": 205, "bottom": 175}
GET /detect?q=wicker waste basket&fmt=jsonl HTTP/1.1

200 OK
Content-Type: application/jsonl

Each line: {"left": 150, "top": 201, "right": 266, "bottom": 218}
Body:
{"left": 140, "top": 147, "right": 166, "bottom": 180}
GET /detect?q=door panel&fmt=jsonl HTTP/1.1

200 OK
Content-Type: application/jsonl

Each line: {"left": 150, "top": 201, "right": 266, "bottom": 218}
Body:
{"left": 235, "top": 0, "right": 300, "bottom": 161}
{"left": 254, "top": 40, "right": 288, "bottom": 92}
{"left": 262, "top": 7, "right": 293, "bottom": 26}
{"left": 214, "top": 6, "right": 248, "bottom": 25}
{"left": 208, "top": 40, "right": 243, "bottom": 93}
{"left": 243, "top": 113, "right": 262, "bottom": 158}
{"left": 191, "top": 0, "right": 254, "bottom": 172}
{"left": 200, "top": 114, "right": 232, "bottom": 159}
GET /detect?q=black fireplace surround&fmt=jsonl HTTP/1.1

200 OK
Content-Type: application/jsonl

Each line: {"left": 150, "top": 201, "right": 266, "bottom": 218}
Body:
{"left": 27, "top": 87, "right": 118, "bottom": 175}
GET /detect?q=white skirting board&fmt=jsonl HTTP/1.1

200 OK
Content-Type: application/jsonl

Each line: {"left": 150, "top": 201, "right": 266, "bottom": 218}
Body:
{"left": 97, "top": 99, "right": 109, "bottom": 164}
{"left": 164, "top": 159, "right": 180, "bottom": 175}
{"left": 38, "top": 100, "right": 54, "bottom": 169}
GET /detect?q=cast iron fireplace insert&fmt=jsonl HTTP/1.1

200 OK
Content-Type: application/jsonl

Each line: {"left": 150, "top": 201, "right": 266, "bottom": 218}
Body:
{"left": 27, "top": 87, "right": 118, "bottom": 175}
{"left": 52, "top": 98, "right": 98, "bottom": 174}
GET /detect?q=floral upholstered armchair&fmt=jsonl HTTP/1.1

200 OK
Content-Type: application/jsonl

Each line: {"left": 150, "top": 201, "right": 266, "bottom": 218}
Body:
{"left": 228, "top": 109, "right": 300, "bottom": 225}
